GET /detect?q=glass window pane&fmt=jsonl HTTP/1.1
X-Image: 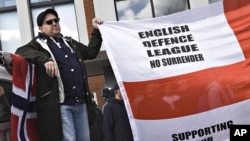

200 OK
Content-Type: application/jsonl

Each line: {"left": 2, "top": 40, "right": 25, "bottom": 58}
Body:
{"left": 30, "top": 0, "right": 73, "bottom": 4}
{"left": 116, "top": 0, "right": 153, "bottom": 21}
{"left": 153, "top": 0, "right": 187, "bottom": 17}
{"left": 115, "top": 0, "right": 188, "bottom": 21}
{"left": 0, "top": 0, "right": 16, "bottom": 7}
{"left": 30, "top": 0, "right": 51, "bottom": 3}
{"left": 55, "top": 4, "right": 79, "bottom": 40}
{"left": 31, "top": 4, "right": 79, "bottom": 41}
{"left": 209, "top": 0, "right": 222, "bottom": 4}
{"left": 0, "top": 12, "right": 21, "bottom": 53}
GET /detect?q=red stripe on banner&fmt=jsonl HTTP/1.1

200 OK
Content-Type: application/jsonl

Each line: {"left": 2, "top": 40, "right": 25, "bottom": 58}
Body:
{"left": 124, "top": 62, "right": 250, "bottom": 119}
{"left": 224, "top": 0, "right": 250, "bottom": 58}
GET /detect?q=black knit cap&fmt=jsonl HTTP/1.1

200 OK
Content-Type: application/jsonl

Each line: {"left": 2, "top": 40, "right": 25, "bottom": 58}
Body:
{"left": 37, "top": 8, "right": 58, "bottom": 26}
{"left": 113, "top": 82, "right": 119, "bottom": 91}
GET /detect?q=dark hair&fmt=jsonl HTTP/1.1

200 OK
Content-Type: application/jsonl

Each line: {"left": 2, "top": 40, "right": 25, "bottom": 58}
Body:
{"left": 37, "top": 8, "right": 58, "bottom": 26}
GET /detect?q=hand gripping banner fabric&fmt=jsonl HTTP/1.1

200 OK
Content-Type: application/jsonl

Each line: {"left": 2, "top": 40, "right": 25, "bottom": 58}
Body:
{"left": 99, "top": 0, "right": 250, "bottom": 141}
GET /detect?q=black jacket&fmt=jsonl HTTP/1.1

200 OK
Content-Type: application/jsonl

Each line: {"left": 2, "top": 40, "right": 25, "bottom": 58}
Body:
{"left": 103, "top": 98, "right": 134, "bottom": 141}
{"left": 90, "top": 102, "right": 104, "bottom": 141}
{"left": 15, "top": 28, "right": 102, "bottom": 141}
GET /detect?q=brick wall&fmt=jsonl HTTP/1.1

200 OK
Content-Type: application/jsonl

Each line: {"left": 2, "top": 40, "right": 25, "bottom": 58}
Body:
{"left": 83, "top": 0, "right": 96, "bottom": 38}
{"left": 88, "top": 75, "right": 106, "bottom": 108}
{"left": 83, "top": 0, "right": 106, "bottom": 108}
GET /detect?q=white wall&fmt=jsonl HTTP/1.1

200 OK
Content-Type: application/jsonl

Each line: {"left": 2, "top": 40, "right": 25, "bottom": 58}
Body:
{"left": 16, "top": 0, "right": 33, "bottom": 45}
{"left": 75, "top": 0, "right": 89, "bottom": 43}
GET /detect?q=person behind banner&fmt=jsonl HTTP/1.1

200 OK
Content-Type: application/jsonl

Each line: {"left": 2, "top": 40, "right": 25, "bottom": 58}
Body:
{"left": 89, "top": 92, "right": 104, "bottom": 141}
{"left": 101, "top": 87, "right": 115, "bottom": 113}
{"left": 15, "top": 8, "right": 103, "bottom": 141}
{"left": 102, "top": 82, "right": 134, "bottom": 141}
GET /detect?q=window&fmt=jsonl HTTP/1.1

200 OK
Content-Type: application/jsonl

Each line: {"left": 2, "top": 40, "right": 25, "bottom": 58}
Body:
{"left": 0, "top": 0, "right": 16, "bottom": 7}
{"left": 114, "top": 0, "right": 225, "bottom": 21}
{"left": 114, "top": 0, "right": 188, "bottom": 21}
{"left": 209, "top": 0, "right": 222, "bottom": 4}
{"left": 153, "top": 0, "right": 187, "bottom": 17}
{"left": 116, "top": 0, "right": 153, "bottom": 21}
{"left": 0, "top": 0, "right": 21, "bottom": 53}
{"left": 0, "top": 12, "right": 21, "bottom": 53}
{"left": 30, "top": 0, "right": 51, "bottom": 3}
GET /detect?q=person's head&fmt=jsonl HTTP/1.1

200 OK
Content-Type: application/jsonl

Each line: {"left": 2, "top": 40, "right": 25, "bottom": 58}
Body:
{"left": 37, "top": 8, "right": 61, "bottom": 37}
{"left": 113, "top": 82, "right": 123, "bottom": 100}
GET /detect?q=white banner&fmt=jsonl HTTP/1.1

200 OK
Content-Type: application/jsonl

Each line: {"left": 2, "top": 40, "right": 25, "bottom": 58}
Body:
{"left": 99, "top": 0, "right": 250, "bottom": 140}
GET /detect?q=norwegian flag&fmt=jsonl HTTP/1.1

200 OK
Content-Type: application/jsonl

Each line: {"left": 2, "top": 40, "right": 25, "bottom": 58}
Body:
{"left": 10, "top": 54, "right": 41, "bottom": 141}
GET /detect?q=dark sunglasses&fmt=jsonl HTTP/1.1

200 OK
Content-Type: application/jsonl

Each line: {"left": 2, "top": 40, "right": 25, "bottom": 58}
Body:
{"left": 44, "top": 18, "right": 60, "bottom": 25}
